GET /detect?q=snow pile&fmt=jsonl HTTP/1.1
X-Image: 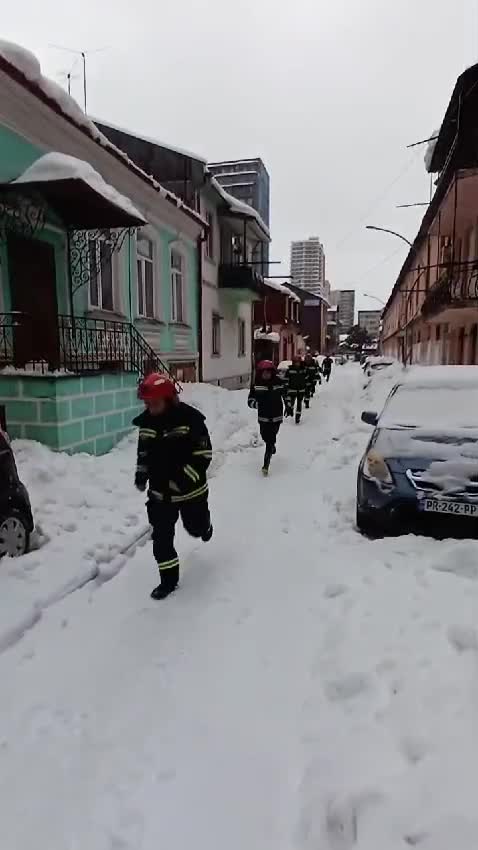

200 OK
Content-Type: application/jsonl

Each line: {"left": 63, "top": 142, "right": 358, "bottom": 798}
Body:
{"left": 3, "top": 367, "right": 478, "bottom": 848}
{"left": 0, "top": 383, "right": 255, "bottom": 652}
{"left": 254, "top": 329, "right": 280, "bottom": 343}
{"left": 381, "top": 382, "right": 478, "bottom": 429}
{"left": 362, "top": 359, "right": 407, "bottom": 411}
{"left": 264, "top": 278, "right": 300, "bottom": 302}
{"left": 15, "top": 152, "right": 146, "bottom": 223}
{"left": 0, "top": 40, "right": 41, "bottom": 81}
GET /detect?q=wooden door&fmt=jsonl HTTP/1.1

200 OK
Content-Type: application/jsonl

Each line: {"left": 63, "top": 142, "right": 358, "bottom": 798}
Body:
{"left": 7, "top": 234, "right": 60, "bottom": 369}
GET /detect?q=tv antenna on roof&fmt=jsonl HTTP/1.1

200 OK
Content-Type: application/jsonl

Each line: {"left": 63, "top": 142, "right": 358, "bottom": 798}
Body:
{"left": 49, "top": 44, "right": 108, "bottom": 113}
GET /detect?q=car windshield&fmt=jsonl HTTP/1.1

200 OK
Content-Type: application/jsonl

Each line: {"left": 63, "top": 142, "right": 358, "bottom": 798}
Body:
{"left": 381, "top": 384, "right": 478, "bottom": 429}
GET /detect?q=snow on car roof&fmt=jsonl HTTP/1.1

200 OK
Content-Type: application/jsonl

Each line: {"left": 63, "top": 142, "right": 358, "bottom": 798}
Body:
{"left": 399, "top": 366, "right": 478, "bottom": 389}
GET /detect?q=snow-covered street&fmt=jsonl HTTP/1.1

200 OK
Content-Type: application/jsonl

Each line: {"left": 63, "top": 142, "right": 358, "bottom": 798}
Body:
{"left": 2, "top": 366, "right": 478, "bottom": 849}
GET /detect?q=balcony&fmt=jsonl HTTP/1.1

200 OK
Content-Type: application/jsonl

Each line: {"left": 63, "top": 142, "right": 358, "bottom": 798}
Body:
{"left": 421, "top": 262, "right": 478, "bottom": 320}
{"left": 218, "top": 263, "right": 263, "bottom": 296}
{"left": 0, "top": 313, "right": 174, "bottom": 380}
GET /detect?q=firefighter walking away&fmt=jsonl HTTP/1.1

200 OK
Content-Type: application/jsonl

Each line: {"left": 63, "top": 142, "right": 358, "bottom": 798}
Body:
{"left": 285, "top": 354, "right": 307, "bottom": 423}
{"left": 303, "top": 353, "right": 320, "bottom": 407}
{"left": 322, "top": 354, "right": 333, "bottom": 382}
{"left": 248, "top": 359, "right": 285, "bottom": 475}
{"left": 134, "top": 373, "right": 213, "bottom": 600}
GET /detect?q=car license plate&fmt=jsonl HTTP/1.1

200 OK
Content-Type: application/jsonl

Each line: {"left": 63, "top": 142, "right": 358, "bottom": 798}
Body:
{"left": 422, "top": 498, "right": 478, "bottom": 517}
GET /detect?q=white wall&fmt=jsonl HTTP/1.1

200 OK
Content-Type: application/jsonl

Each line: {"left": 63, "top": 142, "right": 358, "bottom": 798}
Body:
{"left": 201, "top": 196, "right": 252, "bottom": 388}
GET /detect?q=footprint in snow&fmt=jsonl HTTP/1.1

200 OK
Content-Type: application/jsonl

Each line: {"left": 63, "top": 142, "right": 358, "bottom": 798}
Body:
{"left": 324, "top": 672, "right": 371, "bottom": 702}
{"left": 447, "top": 624, "right": 478, "bottom": 653}
{"left": 323, "top": 583, "right": 348, "bottom": 599}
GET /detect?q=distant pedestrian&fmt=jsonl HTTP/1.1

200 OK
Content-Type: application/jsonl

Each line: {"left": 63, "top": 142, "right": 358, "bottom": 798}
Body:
{"left": 322, "top": 355, "right": 333, "bottom": 382}
{"left": 285, "top": 354, "right": 308, "bottom": 423}
{"left": 248, "top": 360, "right": 285, "bottom": 475}
{"left": 134, "top": 373, "right": 213, "bottom": 600}
{"left": 304, "top": 353, "right": 320, "bottom": 405}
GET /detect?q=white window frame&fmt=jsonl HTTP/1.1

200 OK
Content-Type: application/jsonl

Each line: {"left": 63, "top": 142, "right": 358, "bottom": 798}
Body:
{"left": 170, "top": 248, "right": 186, "bottom": 323}
{"left": 136, "top": 234, "right": 156, "bottom": 319}
{"left": 205, "top": 211, "right": 214, "bottom": 261}
{"left": 238, "top": 318, "right": 246, "bottom": 357}
{"left": 212, "top": 313, "right": 221, "bottom": 356}
{"left": 88, "top": 232, "right": 116, "bottom": 312}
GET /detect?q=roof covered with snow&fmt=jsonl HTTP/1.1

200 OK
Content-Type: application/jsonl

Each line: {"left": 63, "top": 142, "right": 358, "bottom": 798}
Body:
{"left": 263, "top": 279, "right": 300, "bottom": 302}
{"left": 92, "top": 116, "right": 207, "bottom": 165}
{"left": 211, "top": 177, "right": 270, "bottom": 239}
{"left": 254, "top": 329, "right": 280, "bottom": 343}
{"left": 12, "top": 152, "right": 146, "bottom": 227}
{"left": 0, "top": 40, "right": 205, "bottom": 228}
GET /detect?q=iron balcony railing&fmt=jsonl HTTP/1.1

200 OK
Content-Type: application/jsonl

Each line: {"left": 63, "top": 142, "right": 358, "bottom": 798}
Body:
{"left": 421, "top": 261, "right": 478, "bottom": 319}
{"left": 0, "top": 312, "right": 178, "bottom": 384}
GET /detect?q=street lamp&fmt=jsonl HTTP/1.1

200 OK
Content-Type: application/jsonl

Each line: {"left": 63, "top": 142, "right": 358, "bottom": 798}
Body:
{"left": 362, "top": 292, "right": 386, "bottom": 307}
{"left": 365, "top": 225, "right": 413, "bottom": 248}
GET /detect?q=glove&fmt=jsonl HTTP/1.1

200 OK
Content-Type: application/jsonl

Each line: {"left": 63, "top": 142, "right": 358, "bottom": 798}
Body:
{"left": 248, "top": 397, "right": 257, "bottom": 409}
{"left": 134, "top": 473, "right": 147, "bottom": 492}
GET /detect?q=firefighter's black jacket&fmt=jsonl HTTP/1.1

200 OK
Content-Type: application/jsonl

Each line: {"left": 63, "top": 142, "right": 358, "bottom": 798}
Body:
{"left": 248, "top": 375, "right": 284, "bottom": 423}
{"left": 305, "top": 361, "right": 320, "bottom": 387}
{"left": 285, "top": 364, "right": 308, "bottom": 394}
{"left": 133, "top": 402, "right": 212, "bottom": 503}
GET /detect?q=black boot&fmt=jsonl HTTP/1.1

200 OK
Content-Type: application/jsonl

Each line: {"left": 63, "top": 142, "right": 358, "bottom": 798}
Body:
{"left": 295, "top": 412, "right": 301, "bottom": 424}
{"left": 262, "top": 448, "right": 272, "bottom": 475}
{"left": 305, "top": 399, "right": 310, "bottom": 409}
{"left": 202, "top": 524, "right": 213, "bottom": 542}
{"left": 151, "top": 566, "right": 179, "bottom": 600}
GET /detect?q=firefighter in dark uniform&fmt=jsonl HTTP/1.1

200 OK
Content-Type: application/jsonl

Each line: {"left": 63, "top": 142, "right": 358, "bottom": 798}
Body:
{"left": 322, "top": 355, "right": 333, "bottom": 382}
{"left": 285, "top": 354, "right": 308, "bottom": 423}
{"left": 248, "top": 359, "right": 284, "bottom": 474}
{"left": 304, "top": 353, "right": 320, "bottom": 407}
{"left": 134, "top": 373, "right": 213, "bottom": 600}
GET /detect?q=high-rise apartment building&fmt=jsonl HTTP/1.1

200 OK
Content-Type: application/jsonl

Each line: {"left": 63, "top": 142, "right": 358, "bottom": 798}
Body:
{"left": 290, "top": 237, "right": 325, "bottom": 296}
{"left": 330, "top": 289, "right": 355, "bottom": 333}
{"left": 358, "top": 310, "right": 381, "bottom": 339}
{"left": 208, "top": 158, "right": 270, "bottom": 227}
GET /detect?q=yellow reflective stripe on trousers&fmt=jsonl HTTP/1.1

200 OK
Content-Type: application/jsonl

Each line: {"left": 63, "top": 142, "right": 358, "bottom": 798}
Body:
{"left": 192, "top": 450, "right": 212, "bottom": 458}
{"left": 184, "top": 464, "right": 200, "bottom": 483}
{"left": 171, "top": 483, "right": 208, "bottom": 503}
{"left": 139, "top": 428, "right": 156, "bottom": 438}
{"left": 157, "top": 557, "right": 179, "bottom": 571}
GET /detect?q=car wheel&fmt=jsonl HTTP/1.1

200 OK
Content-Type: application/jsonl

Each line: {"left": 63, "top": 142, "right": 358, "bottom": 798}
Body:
{"left": 0, "top": 512, "right": 30, "bottom": 558}
{"left": 356, "top": 506, "right": 382, "bottom": 539}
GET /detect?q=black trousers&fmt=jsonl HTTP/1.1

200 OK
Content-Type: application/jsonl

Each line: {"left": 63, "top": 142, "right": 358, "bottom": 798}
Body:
{"left": 259, "top": 421, "right": 280, "bottom": 449}
{"left": 324, "top": 371, "right": 331, "bottom": 382}
{"left": 147, "top": 496, "right": 211, "bottom": 587}
{"left": 286, "top": 391, "right": 304, "bottom": 416}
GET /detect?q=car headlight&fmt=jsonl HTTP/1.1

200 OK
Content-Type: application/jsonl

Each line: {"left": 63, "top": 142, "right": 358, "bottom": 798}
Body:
{"left": 363, "top": 451, "right": 393, "bottom": 485}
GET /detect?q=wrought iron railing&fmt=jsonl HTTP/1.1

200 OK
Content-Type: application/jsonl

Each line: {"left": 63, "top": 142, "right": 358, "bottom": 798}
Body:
{"left": 421, "top": 262, "right": 478, "bottom": 318}
{"left": 0, "top": 312, "right": 178, "bottom": 384}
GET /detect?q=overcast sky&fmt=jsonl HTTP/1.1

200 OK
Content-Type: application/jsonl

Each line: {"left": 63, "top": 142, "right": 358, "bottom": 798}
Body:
{"left": 4, "top": 0, "right": 478, "bottom": 312}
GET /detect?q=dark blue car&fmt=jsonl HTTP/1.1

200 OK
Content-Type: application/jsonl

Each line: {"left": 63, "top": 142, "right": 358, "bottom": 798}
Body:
{"left": 357, "top": 367, "right": 478, "bottom": 538}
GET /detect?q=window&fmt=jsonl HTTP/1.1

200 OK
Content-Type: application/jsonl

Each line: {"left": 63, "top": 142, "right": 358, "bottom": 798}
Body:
{"left": 171, "top": 250, "right": 184, "bottom": 323}
{"left": 212, "top": 313, "right": 221, "bottom": 355}
{"left": 205, "top": 211, "right": 214, "bottom": 260}
{"left": 238, "top": 319, "right": 246, "bottom": 357}
{"left": 137, "top": 234, "right": 155, "bottom": 318}
{"left": 89, "top": 232, "right": 114, "bottom": 311}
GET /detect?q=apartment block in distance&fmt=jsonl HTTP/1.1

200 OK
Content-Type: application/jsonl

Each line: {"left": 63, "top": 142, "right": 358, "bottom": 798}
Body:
{"left": 330, "top": 289, "right": 355, "bottom": 332}
{"left": 290, "top": 236, "right": 325, "bottom": 296}
{"left": 358, "top": 309, "right": 381, "bottom": 339}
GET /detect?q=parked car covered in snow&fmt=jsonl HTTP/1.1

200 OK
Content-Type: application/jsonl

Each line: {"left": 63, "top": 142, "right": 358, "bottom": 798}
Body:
{"left": 357, "top": 367, "right": 478, "bottom": 538}
{"left": 363, "top": 356, "right": 396, "bottom": 376}
{"left": 0, "top": 430, "right": 34, "bottom": 557}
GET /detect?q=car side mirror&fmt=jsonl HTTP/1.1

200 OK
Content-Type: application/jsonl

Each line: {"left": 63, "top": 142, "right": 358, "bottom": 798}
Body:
{"left": 361, "top": 410, "right": 378, "bottom": 426}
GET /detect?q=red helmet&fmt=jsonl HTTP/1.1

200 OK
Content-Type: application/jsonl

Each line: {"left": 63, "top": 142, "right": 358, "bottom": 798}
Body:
{"left": 138, "top": 372, "right": 177, "bottom": 402}
{"left": 257, "top": 359, "right": 275, "bottom": 372}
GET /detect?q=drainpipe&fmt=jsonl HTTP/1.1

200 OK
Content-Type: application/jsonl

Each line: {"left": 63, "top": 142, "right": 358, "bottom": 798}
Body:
{"left": 197, "top": 230, "right": 207, "bottom": 382}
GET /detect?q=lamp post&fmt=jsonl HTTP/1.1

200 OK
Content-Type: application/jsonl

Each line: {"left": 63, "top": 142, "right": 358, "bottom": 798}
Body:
{"left": 365, "top": 225, "right": 413, "bottom": 248}
{"left": 362, "top": 292, "right": 386, "bottom": 307}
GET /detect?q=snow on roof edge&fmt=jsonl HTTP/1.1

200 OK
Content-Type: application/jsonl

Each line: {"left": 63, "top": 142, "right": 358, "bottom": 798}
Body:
{"left": 14, "top": 152, "right": 147, "bottom": 223}
{"left": 93, "top": 116, "right": 208, "bottom": 165}
{"left": 211, "top": 177, "right": 270, "bottom": 238}
{"left": 0, "top": 40, "right": 206, "bottom": 229}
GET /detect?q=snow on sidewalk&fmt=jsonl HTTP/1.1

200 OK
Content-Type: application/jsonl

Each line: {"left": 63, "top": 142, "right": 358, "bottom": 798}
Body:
{"left": 1, "top": 367, "right": 478, "bottom": 849}
{"left": 0, "top": 384, "right": 256, "bottom": 652}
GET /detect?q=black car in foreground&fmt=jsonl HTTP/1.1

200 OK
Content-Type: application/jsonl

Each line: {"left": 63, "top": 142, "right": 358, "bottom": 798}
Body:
{"left": 357, "top": 367, "right": 478, "bottom": 538}
{"left": 0, "top": 430, "right": 34, "bottom": 557}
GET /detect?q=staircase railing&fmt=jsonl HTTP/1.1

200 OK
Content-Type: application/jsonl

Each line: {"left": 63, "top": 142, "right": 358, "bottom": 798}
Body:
{"left": 0, "top": 312, "right": 181, "bottom": 387}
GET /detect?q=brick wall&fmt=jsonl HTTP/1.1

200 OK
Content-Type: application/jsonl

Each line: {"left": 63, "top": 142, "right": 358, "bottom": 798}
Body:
{"left": 0, "top": 372, "right": 142, "bottom": 455}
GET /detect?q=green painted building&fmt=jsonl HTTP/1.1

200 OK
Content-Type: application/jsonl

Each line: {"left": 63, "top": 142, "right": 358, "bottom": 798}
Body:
{"left": 0, "top": 45, "right": 205, "bottom": 453}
